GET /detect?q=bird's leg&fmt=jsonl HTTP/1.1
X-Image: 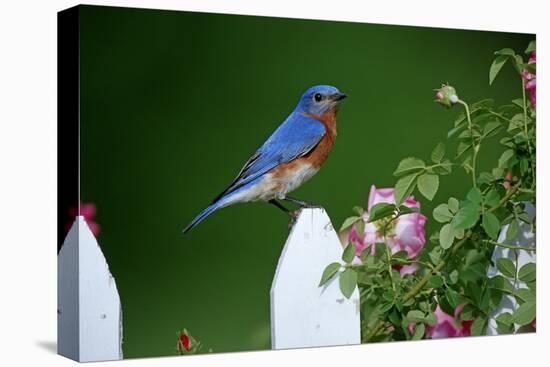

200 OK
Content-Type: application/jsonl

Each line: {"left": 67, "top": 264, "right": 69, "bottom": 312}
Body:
{"left": 283, "top": 196, "right": 320, "bottom": 208}
{"left": 269, "top": 199, "right": 299, "bottom": 228}
{"left": 268, "top": 199, "right": 292, "bottom": 214}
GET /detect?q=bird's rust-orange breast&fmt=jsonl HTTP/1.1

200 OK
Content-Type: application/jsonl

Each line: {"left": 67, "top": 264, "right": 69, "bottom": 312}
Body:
{"left": 301, "top": 108, "right": 338, "bottom": 169}
{"left": 269, "top": 108, "right": 338, "bottom": 182}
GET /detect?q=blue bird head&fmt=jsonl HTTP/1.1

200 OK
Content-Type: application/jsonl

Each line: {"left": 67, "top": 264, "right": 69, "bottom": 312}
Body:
{"left": 295, "top": 85, "right": 347, "bottom": 115}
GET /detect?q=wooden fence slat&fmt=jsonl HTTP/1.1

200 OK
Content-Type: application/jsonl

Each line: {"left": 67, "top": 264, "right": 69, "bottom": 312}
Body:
{"left": 271, "top": 208, "right": 361, "bottom": 349}
{"left": 58, "top": 216, "right": 123, "bottom": 362}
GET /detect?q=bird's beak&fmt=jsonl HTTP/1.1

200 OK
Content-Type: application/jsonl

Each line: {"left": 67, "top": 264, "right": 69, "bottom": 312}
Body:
{"left": 331, "top": 92, "right": 347, "bottom": 101}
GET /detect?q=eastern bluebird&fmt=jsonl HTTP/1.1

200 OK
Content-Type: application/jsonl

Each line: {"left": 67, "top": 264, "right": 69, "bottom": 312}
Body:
{"left": 183, "top": 85, "right": 347, "bottom": 233}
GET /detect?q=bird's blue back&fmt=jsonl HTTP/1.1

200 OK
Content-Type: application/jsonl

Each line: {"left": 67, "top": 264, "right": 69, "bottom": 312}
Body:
{"left": 213, "top": 112, "right": 326, "bottom": 203}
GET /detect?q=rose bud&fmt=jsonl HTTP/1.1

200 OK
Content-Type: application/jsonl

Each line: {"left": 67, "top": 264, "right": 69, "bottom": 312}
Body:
{"left": 434, "top": 84, "right": 459, "bottom": 108}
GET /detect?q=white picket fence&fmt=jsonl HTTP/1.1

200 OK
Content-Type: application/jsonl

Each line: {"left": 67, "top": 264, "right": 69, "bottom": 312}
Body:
{"left": 486, "top": 202, "right": 536, "bottom": 334}
{"left": 57, "top": 206, "right": 534, "bottom": 362}
{"left": 271, "top": 208, "right": 361, "bottom": 349}
{"left": 58, "top": 216, "right": 123, "bottom": 362}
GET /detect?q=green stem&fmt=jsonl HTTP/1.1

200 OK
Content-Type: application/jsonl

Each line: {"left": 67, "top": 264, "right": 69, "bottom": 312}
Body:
{"left": 383, "top": 225, "right": 396, "bottom": 292}
{"left": 486, "top": 110, "right": 513, "bottom": 124}
{"left": 485, "top": 239, "right": 535, "bottom": 252}
{"left": 457, "top": 99, "right": 477, "bottom": 189}
{"left": 512, "top": 249, "right": 519, "bottom": 297}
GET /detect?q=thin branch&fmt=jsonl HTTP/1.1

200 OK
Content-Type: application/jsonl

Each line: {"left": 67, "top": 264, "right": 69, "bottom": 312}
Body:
{"left": 485, "top": 239, "right": 535, "bottom": 252}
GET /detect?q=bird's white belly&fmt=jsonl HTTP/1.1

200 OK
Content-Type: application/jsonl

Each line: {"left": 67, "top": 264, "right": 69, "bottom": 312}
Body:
{"left": 221, "top": 162, "right": 319, "bottom": 207}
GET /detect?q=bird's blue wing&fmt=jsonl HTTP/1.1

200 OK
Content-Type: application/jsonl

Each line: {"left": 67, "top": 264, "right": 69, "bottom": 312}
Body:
{"left": 211, "top": 113, "right": 326, "bottom": 203}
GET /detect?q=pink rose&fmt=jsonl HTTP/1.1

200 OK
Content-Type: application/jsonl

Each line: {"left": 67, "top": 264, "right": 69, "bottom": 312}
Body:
{"left": 349, "top": 185, "right": 427, "bottom": 275}
{"left": 426, "top": 305, "right": 472, "bottom": 339}
{"left": 522, "top": 51, "right": 536, "bottom": 107}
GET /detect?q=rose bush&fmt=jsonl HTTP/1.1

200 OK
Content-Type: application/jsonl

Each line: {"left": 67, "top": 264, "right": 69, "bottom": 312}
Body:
{"left": 319, "top": 40, "right": 536, "bottom": 342}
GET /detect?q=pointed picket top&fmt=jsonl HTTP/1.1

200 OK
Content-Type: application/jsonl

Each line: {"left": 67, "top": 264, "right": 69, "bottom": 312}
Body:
{"left": 58, "top": 216, "right": 123, "bottom": 362}
{"left": 271, "top": 208, "right": 361, "bottom": 350}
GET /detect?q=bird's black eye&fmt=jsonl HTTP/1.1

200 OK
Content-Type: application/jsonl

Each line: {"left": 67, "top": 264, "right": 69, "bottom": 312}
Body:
{"left": 314, "top": 93, "right": 323, "bottom": 102}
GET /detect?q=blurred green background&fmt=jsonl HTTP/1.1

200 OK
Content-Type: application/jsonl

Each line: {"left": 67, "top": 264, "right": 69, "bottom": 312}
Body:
{"left": 78, "top": 5, "right": 532, "bottom": 359}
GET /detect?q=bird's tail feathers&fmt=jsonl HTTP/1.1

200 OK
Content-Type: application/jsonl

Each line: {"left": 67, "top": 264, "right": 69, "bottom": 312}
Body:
{"left": 183, "top": 199, "right": 225, "bottom": 234}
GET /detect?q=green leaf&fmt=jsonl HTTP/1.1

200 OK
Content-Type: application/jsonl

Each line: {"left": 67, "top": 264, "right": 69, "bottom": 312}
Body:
{"left": 451, "top": 203, "right": 481, "bottom": 230}
{"left": 392, "top": 250, "right": 408, "bottom": 260}
{"left": 498, "top": 149, "right": 514, "bottom": 168}
{"left": 428, "top": 275, "right": 444, "bottom": 288}
{"left": 489, "top": 275, "right": 514, "bottom": 294}
{"left": 448, "top": 197, "right": 459, "bottom": 213}
{"left": 485, "top": 189, "right": 500, "bottom": 207}
{"left": 482, "top": 121, "right": 502, "bottom": 139}
{"left": 496, "top": 312, "right": 513, "bottom": 326}
{"left": 518, "top": 263, "right": 536, "bottom": 283}
{"left": 439, "top": 223, "right": 455, "bottom": 249}
{"left": 379, "top": 301, "right": 394, "bottom": 313}
{"left": 393, "top": 157, "right": 425, "bottom": 176}
{"left": 466, "top": 187, "right": 483, "bottom": 204}
{"left": 406, "top": 310, "right": 425, "bottom": 323}
{"left": 411, "top": 323, "right": 425, "bottom": 340}
{"left": 480, "top": 287, "right": 491, "bottom": 312}
{"left": 432, "top": 160, "right": 453, "bottom": 175}
{"left": 446, "top": 287, "right": 459, "bottom": 308}
{"left": 339, "top": 268, "right": 357, "bottom": 299}
{"left": 342, "top": 243, "right": 356, "bottom": 263}
{"left": 496, "top": 258, "right": 516, "bottom": 278}
{"left": 394, "top": 174, "right": 418, "bottom": 206}
{"left": 398, "top": 206, "right": 420, "bottom": 215}
{"left": 355, "top": 220, "right": 365, "bottom": 237}
{"left": 382, "top": 289, "right": 395, "bottom": 302}
{"left": 433, "top": 204, "right": 453, "bottom": 223}
{"left": 319, "top": 262, "right": 341, "bottom": 286}
{"left": 495, "top": 48, "right": 515, "bottom": 56}
{"left": 525, "top": 40, "right": 536, "bottom": 53}
{"left": 518, "top": 212, "right": 531, "bottom": 224}
{"left": 352, "top": 206, "right": 364, "bottom": 215}
{"left": 512, "top": 302, "right": 536, "bottom": 326}
{"left": 489, "top": 55, "right": 509, "bottom": 85}
{"left": 470, "top": 317, "right": 487, "bottom": 336}
{"left": 478, "top": 171, "right": 495, "bottom": 185}
{"left": 496, "top": 312, "right": 515, "bottom": 334}
{"left": 425, "top": 311, "right": 438, "bottom": 326}
{"left": 506, "top": 220, "right": 519, "bottom": 241}
{"left": 456, "top": 141, "right": 472, "bottom": 158}
{"left": 340, "top": 216, "right": 360, "bottom": 231}
{"left": 482, "top": 212, "right": 500, "bottom": 239}
{"left": 431, "top": 143, "right": 445, "bottom": 163}
{"left": 368, "top": 203, "right": 396, "bottom": 222}
{"left": 524, "top": 62, "right": 536, "bottom": 74}
{"left": 359, "top": 247, "right": 370, "bottom": 263}
{"left": 417, "top": 173, "right": 439, "bottom": 201}
{"left": 513, "top": 54, "right": 524, "bottom": 73}
{"left": 447, "top": 122, "right": 467, "bottom": 138}
{"left": 515, "top": 288, "right": 535, "bottom": 304}
{"left": 448, "top": 270, "right": 459, "bottom": 284}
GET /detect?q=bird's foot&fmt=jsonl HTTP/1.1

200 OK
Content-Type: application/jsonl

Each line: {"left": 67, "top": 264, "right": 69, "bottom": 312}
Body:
{"left": 288, "top": 210, "right": 300, "bottom": 229}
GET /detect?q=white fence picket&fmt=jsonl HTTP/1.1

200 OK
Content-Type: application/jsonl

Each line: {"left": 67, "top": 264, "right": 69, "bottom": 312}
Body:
{"left": 486, "top": 202, "right": 536, "bottom": 335}
{"left": 58, "top": 216, "right": 123, "bottom": 362}
{"left": 271, "top": 208, "right": 361, "bottom": 349}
